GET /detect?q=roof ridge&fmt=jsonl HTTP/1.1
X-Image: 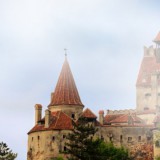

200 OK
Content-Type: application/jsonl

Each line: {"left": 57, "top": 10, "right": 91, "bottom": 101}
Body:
{"left": 54, "top": 111, "right": 61, "bottom": 128}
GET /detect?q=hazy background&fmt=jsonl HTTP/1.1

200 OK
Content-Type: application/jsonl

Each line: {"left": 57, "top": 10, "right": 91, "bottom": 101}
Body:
{"left": 0, "top": 0, "right": 160, "bottom": 159}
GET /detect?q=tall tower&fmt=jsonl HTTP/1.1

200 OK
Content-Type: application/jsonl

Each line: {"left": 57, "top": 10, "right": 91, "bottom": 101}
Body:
{"left": 48, "top": 56, "right": 84, "bottom": 119}
{"left": 136, "top": 32, "right": 160, "bottom": 124}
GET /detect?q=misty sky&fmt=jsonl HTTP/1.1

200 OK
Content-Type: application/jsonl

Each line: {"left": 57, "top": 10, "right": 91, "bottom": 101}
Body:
{"left": 0, "top": 0, "right": 160, "bottom": 159}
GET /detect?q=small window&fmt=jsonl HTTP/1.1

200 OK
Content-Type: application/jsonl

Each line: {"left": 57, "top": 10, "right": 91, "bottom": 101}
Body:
{"left": 155, "top": 140, "right": 160, "bottom": 148}
{"left": 144, "top": 106, "right": 149, "bottom": 111}
{"left": 63, "top": 135, "right": 66, "bottom": 139}
{"left": 145, "top": 93, "right": 151, "bottom": 97}
{"left": 138, "top": 136, "right": 141, "bottom": 142}
{"left": 38, "top": 136, "right": 40, "bottom": 140}
{"left": 128, "top": 137, "right": 132, "bottom": 142}
{"left": 32, "top": 137, "right": 34, "bottom": 141}
{"left": 71, "top": 113, "right": 75, "bottom": 119}
{"left": 120, "top": 135, "right": 123, "bottom": 142}
{"left": 64, "top": 146, "right": 67, "bottom": 152}
{"left": 52, "top": 136, "right": 55, "bottom": 141}
{"left": 110, "top": 137, "right": 113, "bottom": 142}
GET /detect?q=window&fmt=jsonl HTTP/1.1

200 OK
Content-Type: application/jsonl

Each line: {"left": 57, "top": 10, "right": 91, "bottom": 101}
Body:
{"left": 32, "top": 137, "right": 34, "bottom": 141}
{"left": 71, "top": 113, "right": 75, "bottom": 119}
{"left": 138, "top": 136, "right": 141, "bottom": 142}
{"left": 63, "top": 135, "right": 66, "bottom": 139}
{"left": 110, "top": 137, "right": 113, "bottom": 142}
{"left": 64, "top": 146, "right": 67, "bottom": 152}
{"left": 144, "top": 106, "right": 149, "bottom": 111}
{"left": 120, "top": 135, "right": 123, "bottom": 142}
{"left": 155, "top": 140, "right": 160, "bottom": 147}
{"left": 128, "top": 137, "right": 132, "bottom": 142}
{"left": 52, "top": 136, "right": 55, "bottom": 141}
{"left": 38, "top": 136, "right": 40, "bottom": 140}
{"left": 145, "top": 93, "right": 151, "bottom": 97}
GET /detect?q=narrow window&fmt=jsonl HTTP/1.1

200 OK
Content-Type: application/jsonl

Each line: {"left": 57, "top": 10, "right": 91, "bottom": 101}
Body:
{"left": 138, "top": 136, "right": 141, "bottom": 142}
{"left": 52, "top": 136, "right": 55, "bottom": 141}
{"left": 63, "top": 135, "right": 66, "bottom": 139}
{"left": 120, "top": 135, "right": 123, "bottom": 142}
{"left": 128, "top": 137, "right": 132, "bottom": 142}
{"left": 64, "top": 146, "right": 67, "bottom": 152}
{"left": 32, "top": 137, "right": 34, "bottom": 141}
{"left": 38, "top": 136, "right": 40, "bottom": 140}
{"left": 71, "top": 113, "right": 75, "bottom": 119}
{"left": 110, "top": 137, "right": 113, "bottom": 142}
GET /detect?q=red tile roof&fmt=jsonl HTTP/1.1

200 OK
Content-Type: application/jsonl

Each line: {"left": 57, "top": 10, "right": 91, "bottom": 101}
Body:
{"left": 136, "top": 56, "right": 160, "bottom": 87}
{"left": 48, "top": 58, "right": 84, "bottom": 107}
{"left": 28, "top": 111, "right": 73, "bottom": 134}
{"left": 104, "top": 114, "right": 123, "bottom": 124}
{"left": 105, "top": 114, "right": 142, "bottom": 125}
{"left": 82, "top": 108, "right": 97, "bottom": 119}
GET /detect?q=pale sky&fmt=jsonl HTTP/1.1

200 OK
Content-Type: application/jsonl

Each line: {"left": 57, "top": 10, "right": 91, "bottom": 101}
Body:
{"left": 0, "top": 0, "right": 160, "bottom": 159}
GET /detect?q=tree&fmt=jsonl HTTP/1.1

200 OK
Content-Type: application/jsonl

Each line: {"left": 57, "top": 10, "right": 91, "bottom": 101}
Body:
{"left": 65, "top": 117, "right": 98, "bottom": 160}
{"left": 93, "top": 139, "right": 130, "bottom": 160}
{"left": 0, "top": 142, "right": 17, "bottom": 160}
{"left": 65, "top": 117, "right": 130, "bottom": 160}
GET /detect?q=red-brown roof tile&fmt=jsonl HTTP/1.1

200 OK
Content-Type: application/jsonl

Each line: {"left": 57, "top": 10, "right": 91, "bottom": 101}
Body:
{"left": 82, "top": 108, "right": 97, "bottom": 119}
{"left": 105, "top": 114, "right": 142, "bottom": 124}
{"left": 104, "top": 114, "right": 124, "bottom": 124}
{"left": 28, "top": 111, "right": 73, "bottom": 134}
{"left": 49, "top": 58, "right": 84, "bottom": 107}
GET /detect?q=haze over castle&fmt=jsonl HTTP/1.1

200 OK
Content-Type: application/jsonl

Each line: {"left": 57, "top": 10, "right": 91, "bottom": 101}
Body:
{"left": 27, "top": 32, "right": 160, "bottom": 160}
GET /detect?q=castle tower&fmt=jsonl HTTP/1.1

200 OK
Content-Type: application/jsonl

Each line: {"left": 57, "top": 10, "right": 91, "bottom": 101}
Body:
{"left": 48, "top": 56, "right": 84, "bottom": 119}
{"left": 27, "top": 56, "right": 84, "bottom": 160}
{"left": 136, "top": 32, "right": 160, "bottom": 124}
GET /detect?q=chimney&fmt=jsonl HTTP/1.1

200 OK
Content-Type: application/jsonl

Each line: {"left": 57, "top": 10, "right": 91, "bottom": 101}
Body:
{"left": 99, "top": 110, "right": 104, "bottom": 125}
{"left": 35, "top": 104, "right": 42, "bottom": 125}
{"left": 45, "top": 109, "right": 50, "bottom": 128}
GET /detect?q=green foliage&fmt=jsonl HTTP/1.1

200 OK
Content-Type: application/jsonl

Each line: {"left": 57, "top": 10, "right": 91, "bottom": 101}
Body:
{"left": 93, "top": 139, "right": 130, "bottom": 160}
{"left": 65, "top": 117, "right": 98, "bottom": 160}
{"left": 65, "top": 117, "right": 130, "bottom": 160}
{"left": 50, "top": 156, "right": 64, "bottom": 160}
{"left": 0, "top": 142, "right": 17, "bottom": 160}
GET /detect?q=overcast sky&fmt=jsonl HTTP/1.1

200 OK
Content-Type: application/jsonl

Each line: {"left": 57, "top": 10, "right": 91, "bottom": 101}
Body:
{"left": 0, "top": 0, "right": 160, "bottom": 159}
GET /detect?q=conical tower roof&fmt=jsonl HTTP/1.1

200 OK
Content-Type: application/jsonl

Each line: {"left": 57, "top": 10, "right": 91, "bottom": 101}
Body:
{"left": 49, "top": 57, "right": 84, "bottom": 107}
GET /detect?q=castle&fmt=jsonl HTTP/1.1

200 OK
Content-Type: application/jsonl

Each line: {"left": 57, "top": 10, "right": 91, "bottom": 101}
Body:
{"left": 27, "top": 32, "right": 160, "bottom": 160}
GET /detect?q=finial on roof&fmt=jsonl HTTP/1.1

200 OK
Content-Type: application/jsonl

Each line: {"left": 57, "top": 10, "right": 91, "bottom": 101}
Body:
{"left": 64, "top": 48, "right": 68, "bottom": 59}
